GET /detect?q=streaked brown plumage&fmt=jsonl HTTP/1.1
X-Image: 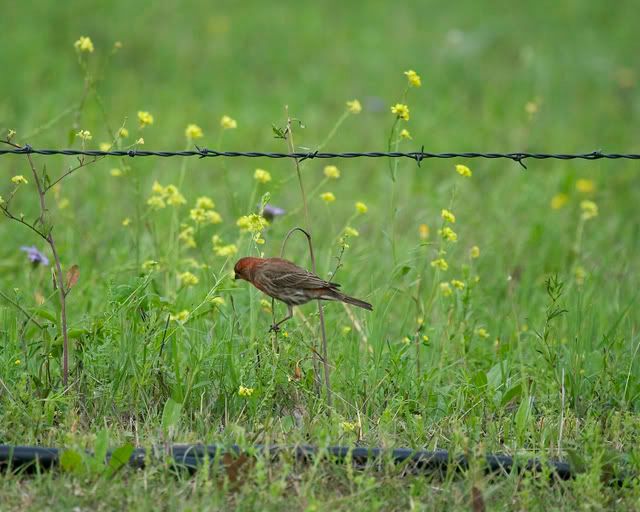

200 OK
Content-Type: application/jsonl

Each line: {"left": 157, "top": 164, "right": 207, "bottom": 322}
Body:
{"left": 234, "top": 256, "right": 373, "bottom": 331}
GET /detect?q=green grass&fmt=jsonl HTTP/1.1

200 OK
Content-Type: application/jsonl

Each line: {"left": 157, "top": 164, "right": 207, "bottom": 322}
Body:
{"left": 1, "top": 0, "right": 640, "bottom": 509}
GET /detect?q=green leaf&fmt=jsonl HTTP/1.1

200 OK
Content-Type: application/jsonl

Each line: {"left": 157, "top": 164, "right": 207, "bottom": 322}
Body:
{"left": 60, "top": 449, "right": 84, "bottom": 474}
{"left": 161, "top": 397, "right": 183, "bottom": 435}
{"left": 94, "top": 429, "right": 109, "bottom": 466}
{"left": 68, "top": 328, "right": 89, "bottom": 339}
{"left": 515, "top": 396, "right": 533, "bottom": 439}
{"left": 34, "top": 308, "right": 57, "bottom": 324}
{"left": 107, "top": 443, "right": 134, "bottom": 475}
{"left": 500, "top": 382, "right": 522, "bottom": 407}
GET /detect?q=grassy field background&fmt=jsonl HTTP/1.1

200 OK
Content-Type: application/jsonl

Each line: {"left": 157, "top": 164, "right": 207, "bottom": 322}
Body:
{"left": 1, "top": 0, "right": 640, "bottom": 509}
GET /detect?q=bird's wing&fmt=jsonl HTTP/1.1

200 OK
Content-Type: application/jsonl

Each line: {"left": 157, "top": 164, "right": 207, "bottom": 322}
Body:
{"left": 261, "top": 264, "right": 339, "bottom": 290}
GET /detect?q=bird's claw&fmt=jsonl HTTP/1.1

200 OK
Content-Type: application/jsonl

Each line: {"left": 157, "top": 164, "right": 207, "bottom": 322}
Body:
{"left": 269, "top": 324, "right": 280, "bottom": 333}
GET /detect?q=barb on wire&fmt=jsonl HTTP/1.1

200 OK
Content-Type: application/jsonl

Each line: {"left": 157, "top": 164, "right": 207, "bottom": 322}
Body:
{"left": 1, "top": 145, "right": 639, "bottom": 167}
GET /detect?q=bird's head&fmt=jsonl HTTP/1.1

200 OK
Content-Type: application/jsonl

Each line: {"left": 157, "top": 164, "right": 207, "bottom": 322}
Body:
{"left": 234, "top": 257, "right": 260, "bottom": 281}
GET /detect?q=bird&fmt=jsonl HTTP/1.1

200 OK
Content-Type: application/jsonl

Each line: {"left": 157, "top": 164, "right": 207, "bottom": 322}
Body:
{"left": 234, "top": 256, "right": 373, "bottom": 331}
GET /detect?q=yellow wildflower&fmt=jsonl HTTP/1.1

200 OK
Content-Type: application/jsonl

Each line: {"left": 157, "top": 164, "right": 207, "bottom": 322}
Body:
{"left": 475, "top": 327, "right": 490, "bottom": 338}
{"left": 259, "top": 299, "right": 273, "bottom": 313}
{"left": 341, "top": 421, "right": 358, "bottom": 432}
{"left": 118, "top": 127, "right": 129, "bottom": 138}
{"left": 204, "top": 210, "right": 222, "bottom": 224}
{"left": 142, "top": 260, "right": 159, "bottom": 272}
{"left": 470, "top": 246, "right": 480, "bottom": 259}
{"left": 422, "top": 335, "right": 429, "bottom": 343}
{"left": 324, "top": 165, "right": 340, "bottom": 179}
{"left": 190, "top": 208, "right": 207, "bottom": 223}
{"left": 185, "top": 123, "right": 204, "bottom": 139}
{"left": 76, "top": 130, "right": 92, "bottom": 141}
{"left": 238, "top": 385, "right": 254, "bottom": 397}
{"left": 135, "top": 138, "right": 145, "bottom": 145}
{"left": 455, "top": 164, "right": 472, "bottom": 177}
{"left": 147, "top": 196, "right": 166, "bottom": 209}
{"left": 346, "top": 99, "right": 362, "bottom": 114}
{"left": 196, "top": 196, "right": 215, "bottom": 210}
{"left": 404, "top": 69, "right": 422, "bottom": 87}
{"left": 220, "top": 115, "right": 237, "bottom": 129}
{"left": 214, "top": 243, "right": 238, "bottom": 257}
{"left": 178, "top": 271, "right": 199, "bottom": 287}
{"left": 344, "top": 226, "right": 359, "bottom": 237}
{"left": 551, "top": 193, "right": 569, "bottom": 210}
{"left": 110, "top": 168, "right": 123, "bottom": 177}
{"left": 441, "top": 209, "right": 456, "bottom": 223}
{"left": 576, "top": 179, "right": 595, "bottom": 194}
{"left": 439, "top": 226, "right": 458, "bottom": 242}
{"left": 451, "top": 279, "right": 465, "bottom": 290}
{"left": 74, "top": 36, "right": 94, "bottom": 53}
{"left": 355, "top": 201, "right": 368, "bottom": 214}
{"left": 210, "top": 297, "right": 225, "bottom": 307}
{"left": 57, "top": 198, "right": 70, "bottom": 210}
{"left": 400, "top": 128, "right": 412, "bottom": 140}
{"left": 430, "top": 258, "right": 448, "bottom": 271}
{"left": 574, "top": 266, "right": 586, "bottom": 286}
{"left": 237, "top": 214, "right": 269, "bottom": 233}
{"left": 15, "top": 359, "right": 21, "bottom": 365}
{"left": 11, "top": 175, "right": 28, "bottom": 185}
{"left": 151, "top": 181, "right": 165, "bottom": 195}
{"left": 254, "top": 168, "right": 272, "bottom": 184}
{"left": 165, "top": 185, "right": 186, "bottom": 206}
{"left": 320, "top": 192, "right": 336, "bottom": 203}
{"left": 419, "top": 224, "right": 430, "bottom": 239}
{"left": 137, "top": 111, "right": 154, "bottom": 128}
{"left": 122, "top": 217, "right": 131, "bottom": 227}
{"left": 100, "top": 142, "right": 112, "bottom": 152}
{"left": 439, "top": 282, "right": 453, "bottom": 296}
{"left": 179, "top": 226, "right": 196, "bottom": 248}
{"left": 390, "top": 103, "right": 410, "bottom": 121}
{"left": 341, "top": 326, "right": 352, "bottom": 335}
{"left": 580, "top": 200, "right": 598, "bottom": 220}
{"left": 170, "top": 310, "right": 190, "bottom": 323}
{"left": 525, "top": 101, "right": 539, "bottom": 116}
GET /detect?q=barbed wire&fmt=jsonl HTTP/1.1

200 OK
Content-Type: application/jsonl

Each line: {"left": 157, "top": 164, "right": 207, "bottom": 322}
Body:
{"left": 1, "top": 144, "right": 640, "bottom": 169}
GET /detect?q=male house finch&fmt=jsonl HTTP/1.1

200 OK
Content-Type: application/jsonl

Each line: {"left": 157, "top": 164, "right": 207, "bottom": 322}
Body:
{"left": 234, "top": 257, "right": 373, "bottom": 331}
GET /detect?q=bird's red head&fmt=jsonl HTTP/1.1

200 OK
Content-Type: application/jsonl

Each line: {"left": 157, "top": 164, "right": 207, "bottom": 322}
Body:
{"left": 234, "top": 257, "right": 262, "bottom": 281}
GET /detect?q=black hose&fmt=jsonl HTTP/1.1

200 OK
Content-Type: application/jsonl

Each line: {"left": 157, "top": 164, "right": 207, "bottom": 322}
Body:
{"left": 0, "top": 444, "right": 614, "bottom": 483}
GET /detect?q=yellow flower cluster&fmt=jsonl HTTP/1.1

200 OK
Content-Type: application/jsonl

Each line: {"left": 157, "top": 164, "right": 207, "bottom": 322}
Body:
{"left": 178, "top": 271, "right": 199, "bottom": 287}
{"left": 439, "top": 282, "right": 452, "bottom": 296}
{"left": 419, "top": 224, "right": 430, "bottom": 239}
{"left": 576, "top": 179, "right": 595, "bottom": 194}
{"left": 179, "top": 225, "right": 196, "bottom": 248}
{"left": 119, "top": 127, "right": 129, "bottom": 138}
{"left": 404, "top": 69, "right": 422, "bottom": 87}
{"left": 438, "top": 226, "right": 458, "bottom": 242}
{"left": 147, "top": 181, "right": 186, "bottom": 209}
{"left": 237, "top": 214, "right": 269, "bottom": 244}
{"left": 74, "top": 36, "right": 94, "bottom": 53}
{"left": 550, "top": 193, "right": 568, "bottom": 210}
{"left": 441, "top": 209, "right": 456, "bottom": 223}
{"left": 142, "top": 260, "right": 159, "bottom": 272}
{"left": 11, "top": 175, "right": 28, "bottom": 185}
{"left": 391, "top": 103, "right": 410, "bottom": 121}
{"left": 341, "top": 421, "right": 358, "bottom": 432}
{"left": 346, "top": 99, "right": 362, "bottom": 114}
{"left": 76, "top": 130, "right": 92, "bottom": 141}
{"left": 580, "top": 200, "right": 598, "bottom": 220}
{"left": 254, "top": 168, "right": 272, "bottom": 184}
{"left": 137, "top": 111, "right": 154, "bottom": 128}
{"left": 321, "top": 192, "right": 336, "bottom": 203}
{"left": 475, "top": 327, "right": 490, "bottom": 338}
{"left": 431, "top": 258, "right": 448, "bottom": 271}
{"left": 355, "top": 201, "right": 368, "bottom": 214}
{"left": 170, "top": 310, "right": 190, "bottom": 323}
{"left": 344, "top": 226, "right": 359, "bottom": 237}
{"left": 196, "top": 196, "right": 215, "bottom": 209}
{"left": 238, "top": 385, "right": 254, "bottom": 397}
{"left": 451, "top": 279, "right": 465, "bottom": 290}
{"left": 400, "top": 128, "right": 412, "bottom": 140}
{"left": 190, "top": 208, "right": 222, "bottom": 224}
{"left": 470, "top": 246, "right": 480, "bottom": 258}
{"left": 220, "top": 115, "right": 237, "bottom": 129}
{"left": 100, "top": 142, "right": 112, "bottom": 151}
{"left": 455, "top": 164, "right": 472, "bottom": 177}
{"left": 185, "top": 124, "right": 204, "bottom": 139}
{"left": 324, "top": 165, "right": 340, "bottom": 179}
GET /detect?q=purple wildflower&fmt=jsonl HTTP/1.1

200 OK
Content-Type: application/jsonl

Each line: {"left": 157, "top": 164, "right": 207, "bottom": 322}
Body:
{"left": 262, "top": 204, "right": 286, "bottom": 222}
{"left": 20, "top": 246, "right": 50, "bottom": 266}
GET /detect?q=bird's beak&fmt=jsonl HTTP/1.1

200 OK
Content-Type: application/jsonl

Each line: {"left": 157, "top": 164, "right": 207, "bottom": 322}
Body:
{"left": 234, "top": 272, "right": 240, "bottom": 281}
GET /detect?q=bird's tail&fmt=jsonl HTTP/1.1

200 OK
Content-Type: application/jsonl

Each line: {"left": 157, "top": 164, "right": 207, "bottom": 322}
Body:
{"left": 336, "top": 292, "right": 373, "bottom": 311}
